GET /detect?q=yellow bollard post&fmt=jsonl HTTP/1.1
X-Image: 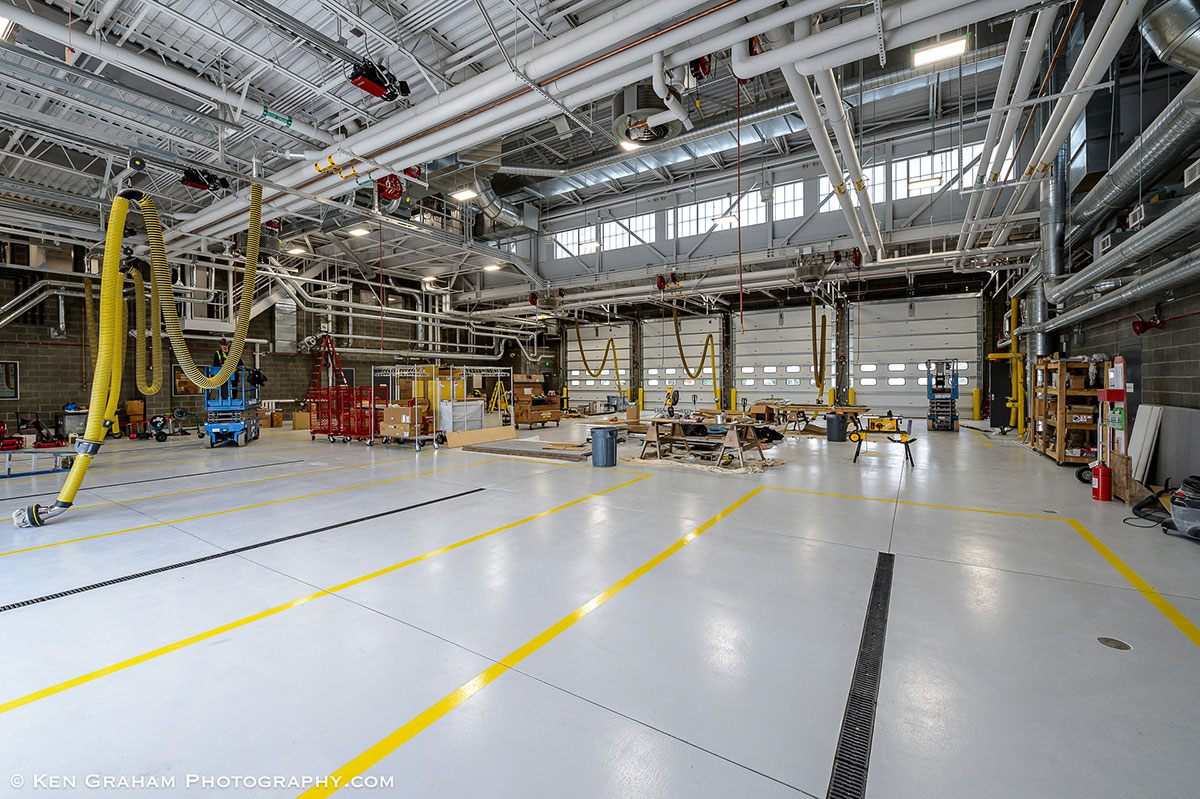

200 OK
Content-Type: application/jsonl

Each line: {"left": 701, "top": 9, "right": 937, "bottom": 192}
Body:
{"left": 972, "top": 388, "right": 982, "bottom": 421}
{"left": 637, "top": 386, "right": 643, "bottom": 411}
{"left": 848, "top": 388, "right": 856, "bottom": 405}
{"left": 730, "top": 387, "right": 737, "bottom": 413}
{"left": 828, "top": 388, "right": 835, "bottom": 405}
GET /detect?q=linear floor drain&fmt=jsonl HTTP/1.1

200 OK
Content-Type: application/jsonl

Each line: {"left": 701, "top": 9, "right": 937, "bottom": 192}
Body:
{"left": 826, "top": 551, "right": 895, "bottom": 799}
{"left": 1098, "top": 637, "right": 1132, "bottom": 650}
{"left": 0, "top": 487, "right": 483, "bottom": 614}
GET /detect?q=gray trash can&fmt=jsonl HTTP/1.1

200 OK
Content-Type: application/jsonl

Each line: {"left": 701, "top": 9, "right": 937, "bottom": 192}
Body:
{"left": 825, "top": 412, "right": 847, "bottom": 442}
{"left": 591, "top": 426, "right": 618, "bottom": 467}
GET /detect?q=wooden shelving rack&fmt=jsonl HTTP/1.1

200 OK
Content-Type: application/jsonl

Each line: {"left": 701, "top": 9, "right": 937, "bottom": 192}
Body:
{"left": 1029, "top": 356, "right": 1109, "bottom": 465}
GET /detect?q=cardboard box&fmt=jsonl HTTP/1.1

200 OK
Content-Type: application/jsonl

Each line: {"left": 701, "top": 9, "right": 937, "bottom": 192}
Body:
{"left": 292, "top": 412, "right": 310, "bottom": 430}
{"left": 1068, "top": 374, "right": 1085, "bottom": 390}
{"left": 125, "top": 400, "right": 145, "bottom": 417}
{"left": 1068, "top": 413, "right": 1095, "bottom": 424}
{"left": 626, "top": 405, "right": 640, "bottom": 422}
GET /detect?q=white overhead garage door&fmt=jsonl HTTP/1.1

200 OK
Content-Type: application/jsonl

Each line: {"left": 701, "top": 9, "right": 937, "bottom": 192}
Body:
{"left": 851, "top": 295, "right": 981, "bottom": 415}
{"left": 640, "top": 315, "right": 722, "bottom": 407}
{"left": 733, "top": 305, "right": 837, "bottom": 408}
{"left": 565, "top": 322, "right": 632, "bottom": 403}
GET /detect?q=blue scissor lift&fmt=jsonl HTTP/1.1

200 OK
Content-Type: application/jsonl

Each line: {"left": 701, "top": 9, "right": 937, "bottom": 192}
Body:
{"left": 202, "top": 366, "right": 261, "bottom": 447}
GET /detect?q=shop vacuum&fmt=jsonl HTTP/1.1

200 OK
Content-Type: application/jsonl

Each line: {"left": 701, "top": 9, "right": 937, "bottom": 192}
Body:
{"left": 1133, "top": 476, "right": 1200, "bottom": 539}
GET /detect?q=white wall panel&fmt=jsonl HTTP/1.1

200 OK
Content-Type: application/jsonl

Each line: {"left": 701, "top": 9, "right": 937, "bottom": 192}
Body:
{"left": 851, "top": 296, "right": 980, "bottom": 414}
{"left": 565, "top": 322, "right": 631, "bottom": 402}
{"left": 641, "top": 315, "right": 722, "bottom": 406}
{"left": 733, "top": 306, "right": 837, "bottom": 406}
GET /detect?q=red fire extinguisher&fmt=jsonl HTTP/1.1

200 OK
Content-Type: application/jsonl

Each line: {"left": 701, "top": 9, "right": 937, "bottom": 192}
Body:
{"left": 1092, "top": 465, "right": 1112, "bottom": 502}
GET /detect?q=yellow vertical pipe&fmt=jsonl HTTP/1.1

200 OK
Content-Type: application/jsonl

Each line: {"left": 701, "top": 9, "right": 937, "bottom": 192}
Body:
{"left": 848, "top": 388, "right": 856, "bottom": 405}
{"left": 972, "top": 388, "right": 982, "bottom": 420}
{"left": 637, "top": 387, "right": 643, "bottom": 410}
{"left": 828, "top": 388, "right": 834, "bottom": 405}
{"left": 731, "top": 387, "right": 737, "bottom": 413}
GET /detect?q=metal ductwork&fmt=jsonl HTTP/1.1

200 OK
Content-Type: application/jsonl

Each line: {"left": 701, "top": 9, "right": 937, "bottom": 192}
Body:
{"left": 472, "top": 178, "right": 527, "bottom": 229}
{"left": 1040, "top": 247, "right": 1200, "bottom": 332}
{"left": 1141, "top": 0, "right": 1200, "bottom": 72}
{"left": 1050, "top": 186, "right": 1200, "bottom": 303}
{"left": 1066, "top": 71, "right": 1200, "bottom": 246}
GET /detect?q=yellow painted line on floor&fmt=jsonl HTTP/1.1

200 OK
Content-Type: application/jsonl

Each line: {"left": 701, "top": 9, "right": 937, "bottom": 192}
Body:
{"left": 969, "top": 428, "right": 994, "bottom": 448}
{"left": 1068, "top": 519, "right": 1200, "bottom": 649}
{"left": 64, "top": 455, "right": 416, "bottom": 512}
{"left": 499, "top": 457, "right": 651, "bottom": 477}
{"left": 0, "top": 459, "right": 497, "bottom": 558}
{"left": 299, "top": 484, "right": 756, "bottom": 798}
{"left": 0, "top": 473, "right": 651, "bottom": 717}
{"left": 765, "top": 486, "right": 1059, "bottom": 520}
{"left": 0, "top": 444, "right": 319, "bottom": 485}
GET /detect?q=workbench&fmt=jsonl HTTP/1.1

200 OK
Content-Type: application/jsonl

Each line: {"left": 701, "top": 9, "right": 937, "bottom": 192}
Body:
{"left": 770, "top": 404, "right": 870, "bottom": 432}
{"left": 638, "top": 419, "right": 766, "bottom": 470}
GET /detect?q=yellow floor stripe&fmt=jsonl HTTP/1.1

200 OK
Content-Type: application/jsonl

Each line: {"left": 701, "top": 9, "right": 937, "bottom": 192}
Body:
{"left": 1068, "top": 520, "right": 1200, "bottom": 649}
{"left": 0, "top": 460, "right": 496, "bottom": 558}
{"left": 969, "top": 428, "right": 994, "bottom": 448}
{"left": 0, "top": 444, "right": 318, "bottom": 485}
{"left": 299, "top": 484, "right": 758, "bottom": 798}
{"left": 63, "top": 455, "right": 415, "bottom": 512}
{"left": 764, "top": 486, "right": 1059, "bottom": 520}
{"left": 0, "top": 473, "right": 650, "bottom": 716}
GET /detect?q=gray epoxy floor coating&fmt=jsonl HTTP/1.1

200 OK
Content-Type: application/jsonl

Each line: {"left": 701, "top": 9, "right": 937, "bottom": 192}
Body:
{"left": 1, "top": 423, "right": 1198, "bottom": 798}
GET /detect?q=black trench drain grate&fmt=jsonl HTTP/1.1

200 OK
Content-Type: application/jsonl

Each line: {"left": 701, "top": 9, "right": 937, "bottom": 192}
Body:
{"left": 827, "top": 551, "right": 894, "bottom": 799}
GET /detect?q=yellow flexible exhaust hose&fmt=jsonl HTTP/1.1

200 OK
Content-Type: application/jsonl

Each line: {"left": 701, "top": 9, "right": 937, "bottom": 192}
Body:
{"left": 83, "top": 276, "right": 97, "bottom": 373}
{"left": 103, "top": 296, "right": 127, "bottom": 427}
{"left": 671, "top": 308, "right": 720, "bottom": 406}
{"left": 140, "top": 185, "right": 261, "bottom": 388}
{"left": 574, "top": 320, "right": 622, "bottom": 394}
{"left": 48, "top": 198, "right": 131, "bottom": 516}
{"left": 127, "top": 267, "right": 163, "bottom": 395}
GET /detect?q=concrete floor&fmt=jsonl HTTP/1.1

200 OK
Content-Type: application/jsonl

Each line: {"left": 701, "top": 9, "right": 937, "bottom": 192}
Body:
{"left": 1, "top": 421, "right": 1198, "bottom": 797}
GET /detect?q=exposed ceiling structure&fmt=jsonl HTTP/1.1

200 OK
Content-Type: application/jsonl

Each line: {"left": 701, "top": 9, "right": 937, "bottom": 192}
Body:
{"left": 1, "top": 0, "right": 1197, "bottom": 340}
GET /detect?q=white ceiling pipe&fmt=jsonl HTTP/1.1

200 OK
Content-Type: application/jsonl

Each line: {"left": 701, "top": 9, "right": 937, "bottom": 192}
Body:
{"left": 646, "top": 51, "right": 695, "bottom": 130}
{"left": 0, "top": 0, "right": 334, "bottom": 145}
{"left": 964, "top": 7, "right": 1058, "bottom": 249}
{"left": 811, "top": 66, "right": 887, "bottom": 254}
{"left": 187, "top": 0, "right": 852, "bottom": 239}
{"left": 733, "top": 0, "right": 988, "bottom": 79}
{"left": 774, "top": 18, "right": 873, "bottom": 259}
{"left": 953, "top": 11, "right": 1032, "bottom": 250}
{"left": 178, "top": 0, "right": 787, "bottom": 235}
{"left": 991, "top": 0, "right": 1143, "bottom": 246}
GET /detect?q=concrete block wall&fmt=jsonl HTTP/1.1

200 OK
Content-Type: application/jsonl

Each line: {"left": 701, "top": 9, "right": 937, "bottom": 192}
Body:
{"left": 1071, "top": 282, "right": 1200, "bottom": 410}
{"left": 0, "top": 273, "right": 531, "bottom": 431}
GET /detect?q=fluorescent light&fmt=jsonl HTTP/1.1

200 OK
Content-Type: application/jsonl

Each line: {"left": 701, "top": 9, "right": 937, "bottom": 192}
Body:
{"left": 913, "top": 37, "right": 968, "bottom": 67}
{"left": 907, "top": 176, "right": 944, "bottom": 191}
{"left": 421, "top": 275, "right": 437, "bottom": 282}
{"left": 482, "top": 264, "right": 502, "bottom": 272}
{"left": 286, "top": 247, "right": 306, "bottom": 255}
{"left": 711, "top": 213, "right": 739, "bottom": 228}
{"left": 0, "top": 15, "right": 14, "bottom": 40}
{"left": 450, "top": 188, "right": 478, "bottom": 202}
{"left": 619, "top": 140, "right": 641, "bottom": 152}
{"left": 578, "top": 240, "right": 599, "bottom": 253}
{"left": 348, "top": 227, "right": 370, "bottom": 236}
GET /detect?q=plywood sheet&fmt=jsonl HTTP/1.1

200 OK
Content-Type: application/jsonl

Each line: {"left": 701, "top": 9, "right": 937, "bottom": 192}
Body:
{"left": 445, "top": 426, "right": 516, "bottom": 448}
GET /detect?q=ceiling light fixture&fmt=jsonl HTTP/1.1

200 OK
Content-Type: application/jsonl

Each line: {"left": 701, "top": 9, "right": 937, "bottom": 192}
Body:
{"left": 619, "top": 140, "right": 641, "bottom": 152}
{"left": 907, "top": 176, "right": 944, "bottom": 191}
{"left": 913, "top": 37, "right": 968, "bottom": 67}
{"left": 578, "top": 240, "right": 599, "bottom": 253}
{"left": 348, "top": 227, "right": 370, "bottom": 236}
{"left": 286, "top": 247, "right": 306, "bottom": 255}
{"left": 482, "top": 264, "right": 502, "bottom": 272}
{"left": 450, "top": 187, "right": 478, "bottom": 202}
{"left": 0, "top": 15, "right": 14, "bottom": 40}
{"left": 421, "top": 275, "right": 437, "bottom": 282}
{"left": 711, "top": 213, "right": 739, "bottom": 226}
